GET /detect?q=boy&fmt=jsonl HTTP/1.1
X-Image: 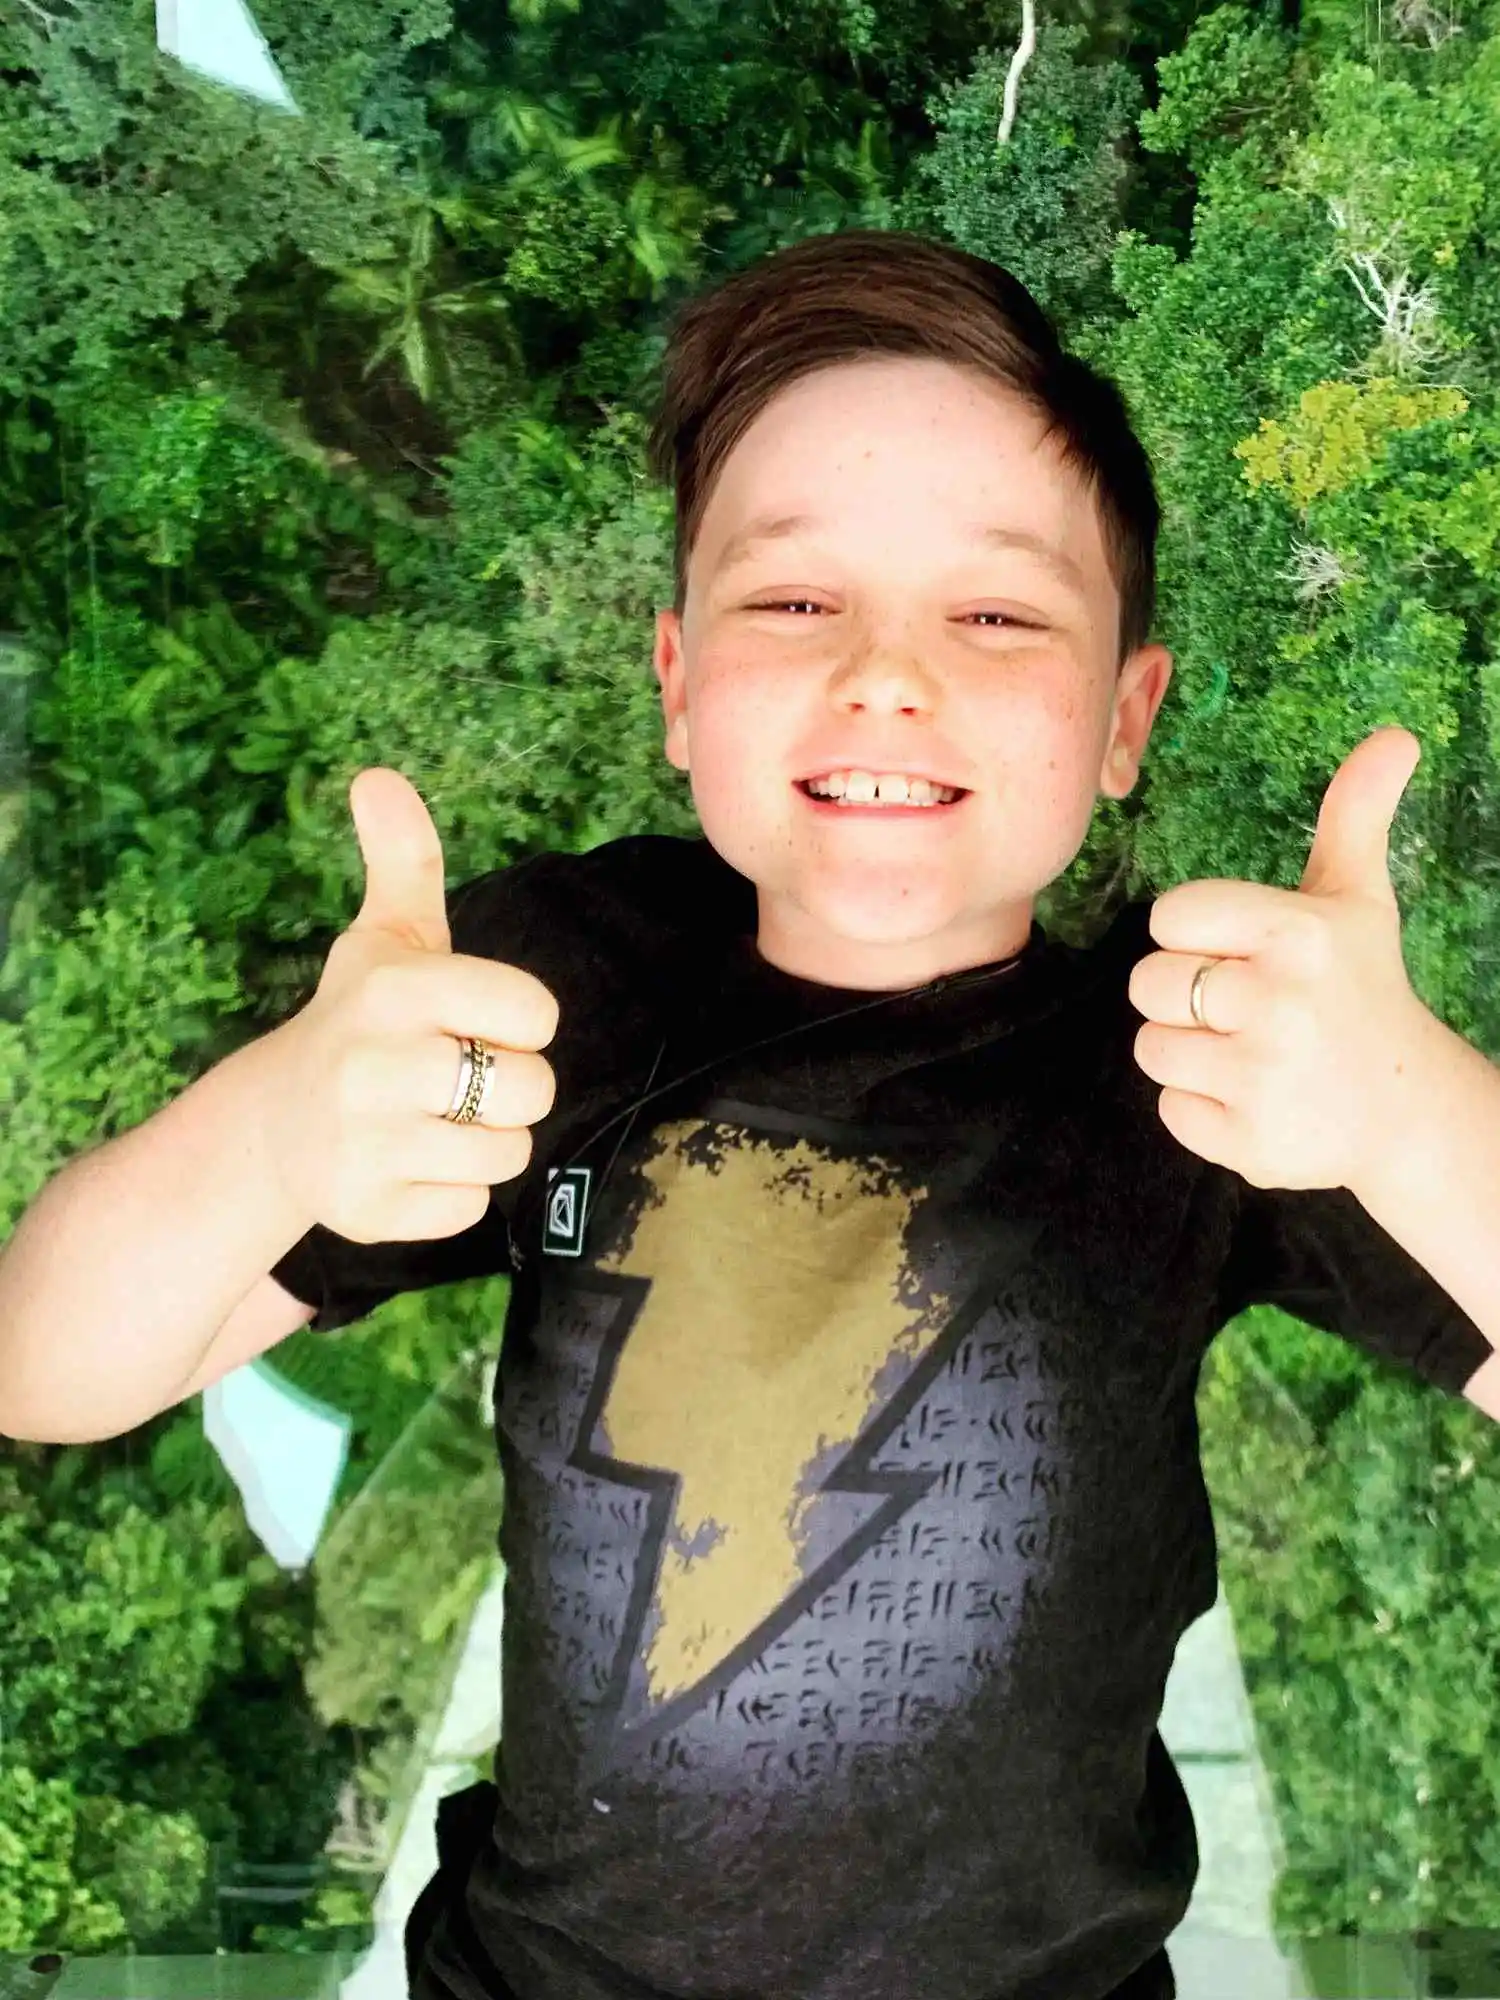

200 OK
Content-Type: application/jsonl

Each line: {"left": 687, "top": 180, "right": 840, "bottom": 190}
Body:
{"left": 1, "top": 230, "right": 1491, "bottom": 1999}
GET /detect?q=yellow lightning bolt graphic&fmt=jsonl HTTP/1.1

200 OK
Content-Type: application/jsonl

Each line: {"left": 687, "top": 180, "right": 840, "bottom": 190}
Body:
{"left": 593, "top": 1119, "right": 955, "bottom": 1705}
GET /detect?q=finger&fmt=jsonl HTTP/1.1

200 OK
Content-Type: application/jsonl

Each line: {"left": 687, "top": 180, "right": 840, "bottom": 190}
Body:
{"left": 359, "top": 952, "right": 562, "bottom": 1054}
{"left": 419, "top": 1042, "right": 557, "bottom": 1129}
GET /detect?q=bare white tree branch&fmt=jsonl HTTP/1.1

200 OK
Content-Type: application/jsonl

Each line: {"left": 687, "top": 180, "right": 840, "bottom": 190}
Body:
{"left": 997, "top": 0, "right": 1037, "bottom": 148}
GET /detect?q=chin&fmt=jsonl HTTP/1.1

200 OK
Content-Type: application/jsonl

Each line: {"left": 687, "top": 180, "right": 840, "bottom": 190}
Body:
{"left": 767, "top": 872, "right": 994, "bottom": 951}
{"left": 701, "top": 808, "right": 1044, "bottom": 950}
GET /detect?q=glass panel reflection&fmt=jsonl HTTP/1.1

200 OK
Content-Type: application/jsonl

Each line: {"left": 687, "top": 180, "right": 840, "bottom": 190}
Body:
{"left": 155, "top": 0, "right": 299, "bottom": 112}
{"left": 2, "top": 1316, "right": 503, "bottom": 1980}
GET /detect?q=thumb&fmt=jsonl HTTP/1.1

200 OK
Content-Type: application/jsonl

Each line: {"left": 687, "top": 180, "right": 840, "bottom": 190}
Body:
{"left": 1299, "top": 726, "right": 1420, "bottom": 905}
{"left": 347, "top": 767, "right": 453, "bottom": 954}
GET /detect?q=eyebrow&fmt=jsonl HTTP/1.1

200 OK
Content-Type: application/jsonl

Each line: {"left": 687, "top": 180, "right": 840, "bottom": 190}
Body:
{"left": 710, "top": 512, "right": 1091, "bottom": 598}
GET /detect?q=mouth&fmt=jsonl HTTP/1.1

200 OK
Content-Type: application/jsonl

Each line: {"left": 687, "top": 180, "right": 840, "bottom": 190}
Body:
{"left": 794, "top": 777, "right": 971, "bottom": 816}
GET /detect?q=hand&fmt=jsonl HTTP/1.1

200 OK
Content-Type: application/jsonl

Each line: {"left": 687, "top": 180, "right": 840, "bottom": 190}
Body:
{"left": 262, "top": 768, "right": 561, "bottom": 1244}
{"left": 1126, "top": 726, "right": 1431, "bottom": 1192}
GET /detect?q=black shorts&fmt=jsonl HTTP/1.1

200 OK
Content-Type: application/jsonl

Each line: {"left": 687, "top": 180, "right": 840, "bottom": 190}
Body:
{"left": 1112, "top": 1946, "right": 1176, "bottom": 2000}
{"left": 402, "top": 1784, "right": 1177, "bottom": 2000}
{"left": 403, "top": 1780, "right": 502, "bottom": 1999}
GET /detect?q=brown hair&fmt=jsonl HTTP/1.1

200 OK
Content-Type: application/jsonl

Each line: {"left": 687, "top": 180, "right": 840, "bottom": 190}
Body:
{"left": 645, "top": 228, "right": 1159, "bottom": 672}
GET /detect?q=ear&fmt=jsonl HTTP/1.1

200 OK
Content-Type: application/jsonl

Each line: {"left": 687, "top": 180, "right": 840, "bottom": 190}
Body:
{"left": 1100, "top": 644, "right": 1174, "bottom": 796}
{"left": 654, "top": 609, "right": 691, "bottom": 773}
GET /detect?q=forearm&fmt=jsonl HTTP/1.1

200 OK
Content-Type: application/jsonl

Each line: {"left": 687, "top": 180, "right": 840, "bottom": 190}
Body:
{"left": 1348, "top": 1002, "right": 1500, "bottom": 1354}
{"left": 0, "top": 1022, "right": 316, "bottom": 1445}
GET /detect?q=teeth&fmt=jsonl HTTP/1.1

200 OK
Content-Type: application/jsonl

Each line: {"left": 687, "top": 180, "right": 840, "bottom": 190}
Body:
{"left": 804, "top": 771, "right": 961, "bottom": 806}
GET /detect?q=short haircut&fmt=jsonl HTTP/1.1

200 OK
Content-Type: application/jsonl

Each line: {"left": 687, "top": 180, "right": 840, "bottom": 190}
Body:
{"left": 645, "top": 228, "right": 1160, "bottom": 674}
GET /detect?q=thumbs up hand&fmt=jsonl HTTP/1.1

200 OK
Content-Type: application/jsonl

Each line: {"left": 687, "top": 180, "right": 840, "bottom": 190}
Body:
{"left": 1126, "top": 727, "right": 1435, "bottom": 1194}
{"left": 262, "top": 769, "right": 560, "bottom": 1244}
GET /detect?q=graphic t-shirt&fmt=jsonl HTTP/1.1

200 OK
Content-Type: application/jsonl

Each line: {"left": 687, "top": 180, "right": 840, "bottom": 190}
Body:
{"left": 270, "top": 834, "right": 1492, "bottom": 2000}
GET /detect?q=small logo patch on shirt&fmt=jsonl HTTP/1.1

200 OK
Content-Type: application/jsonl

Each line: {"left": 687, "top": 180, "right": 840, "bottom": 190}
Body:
{"left": 543, "top": 1166, "right": 592, "bottom": 1257}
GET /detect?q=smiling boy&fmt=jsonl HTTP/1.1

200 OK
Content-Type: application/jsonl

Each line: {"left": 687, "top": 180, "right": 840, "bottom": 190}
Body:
{"left": 4, "top": 228, "right": 1493, "bottom": 2000}
{"left": 341, "top": 230, "right": 1486, "bottom": 2000}
{"left": 651, "top": 349, "right": 1171, "bottom": 994}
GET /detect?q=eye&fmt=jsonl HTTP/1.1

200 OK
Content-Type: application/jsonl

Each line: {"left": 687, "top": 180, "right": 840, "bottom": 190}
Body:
{"left": 747, "top": 601, "right": 1042, "bottom": 630}
{"left": 967, "top": 610, "right": 1042, "bottom": 631}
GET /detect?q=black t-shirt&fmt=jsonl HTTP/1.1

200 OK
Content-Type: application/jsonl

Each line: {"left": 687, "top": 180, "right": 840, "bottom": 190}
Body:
{"left": 271, "top": 834, "right": 1491, "bottom": 2000}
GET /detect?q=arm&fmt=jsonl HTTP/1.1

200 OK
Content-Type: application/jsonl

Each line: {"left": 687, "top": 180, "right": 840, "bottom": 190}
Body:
{"left": 1346, "top": 1002, "right": 1500, "bottom": 1418}
{"left": 0, "top": 1022, "right": 318, "bottom": 1445}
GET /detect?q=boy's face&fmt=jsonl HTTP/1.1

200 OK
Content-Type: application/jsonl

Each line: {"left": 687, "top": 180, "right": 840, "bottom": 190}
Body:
{"left": 653, "top": 356, "right": 1175, "bottom": 991}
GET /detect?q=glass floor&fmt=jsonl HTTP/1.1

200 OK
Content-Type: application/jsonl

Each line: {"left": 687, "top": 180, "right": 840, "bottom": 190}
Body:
{"left": 7, "top": 1339, "right": 1500, "bottom": 2000}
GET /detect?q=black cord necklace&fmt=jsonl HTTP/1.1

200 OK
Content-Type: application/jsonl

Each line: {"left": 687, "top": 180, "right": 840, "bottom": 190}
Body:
{"left": 509, "top": 932, "right": 1036, "bottom": 1273}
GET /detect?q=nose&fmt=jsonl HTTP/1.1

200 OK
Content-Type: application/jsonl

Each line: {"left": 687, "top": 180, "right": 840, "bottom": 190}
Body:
{"left": 827, "top": 648, "right": 939, "bottom": 716}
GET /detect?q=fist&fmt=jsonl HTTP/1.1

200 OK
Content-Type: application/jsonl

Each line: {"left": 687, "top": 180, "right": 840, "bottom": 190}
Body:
{"left": 261, "top": 769, "right": 561, "bottom": 1244}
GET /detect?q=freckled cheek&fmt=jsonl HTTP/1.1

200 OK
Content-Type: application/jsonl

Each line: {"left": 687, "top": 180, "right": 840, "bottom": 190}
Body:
{"left": 686, "top": 677, "right": 792, "bottom": 794}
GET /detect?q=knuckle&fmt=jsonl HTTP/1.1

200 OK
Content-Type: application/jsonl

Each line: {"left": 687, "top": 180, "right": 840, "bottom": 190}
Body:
{"left": 454, "top": 1184, "right": 492, "bottom": 1233}
{"left": 532, "top": 1054, "right": 558, "bottom": 1119}
{"left": 486, "top": 1051, "right": 554, "bottom": 1127}
{"left": 513, "top": 973, "right": 560, "bottom": 1048}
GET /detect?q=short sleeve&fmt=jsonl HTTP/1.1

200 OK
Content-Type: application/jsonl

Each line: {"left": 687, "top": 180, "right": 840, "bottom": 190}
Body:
{"left": 1217, "top": 1178, "right": 1494, "bottom": 1400}
{"left": 268, "top": 1198, "right": 514, "bottom": 1334}
{"left": 268, "top": 870, "right": 523, "bottom": 1335}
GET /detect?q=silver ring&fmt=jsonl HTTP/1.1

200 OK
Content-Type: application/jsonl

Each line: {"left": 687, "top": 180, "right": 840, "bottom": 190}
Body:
{"left": 445, "top": 1036, "right": 494, "bottom": 1123}
{"left": 1188, "top": 960, "right": 1218, "bottom": 1032}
